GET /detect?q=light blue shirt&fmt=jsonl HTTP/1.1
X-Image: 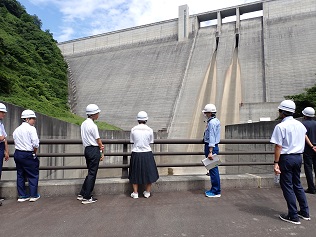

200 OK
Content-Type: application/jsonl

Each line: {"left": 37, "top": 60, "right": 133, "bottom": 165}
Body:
{"left": 204, "top": 116, "right": 221, "bottom": 147}
{"left": 270, "top": 116, "right": 306, "bottom": 154}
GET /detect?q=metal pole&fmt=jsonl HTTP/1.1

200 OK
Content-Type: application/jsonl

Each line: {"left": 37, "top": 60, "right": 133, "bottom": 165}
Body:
{"left": 121, "top": 143, "right": 128, "bottom": 179}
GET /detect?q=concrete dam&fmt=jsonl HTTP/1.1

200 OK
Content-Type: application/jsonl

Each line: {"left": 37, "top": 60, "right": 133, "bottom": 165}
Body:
{"left": 58, "top": 0, "right": 316, "bottom": 140}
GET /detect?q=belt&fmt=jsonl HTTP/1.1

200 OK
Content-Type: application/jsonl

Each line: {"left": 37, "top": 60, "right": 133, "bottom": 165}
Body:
{"left": 280, "top": 153, "right": 302, "bottom": 156}
{"left": 16, "top": 149, "right": 33, "bottom": 153}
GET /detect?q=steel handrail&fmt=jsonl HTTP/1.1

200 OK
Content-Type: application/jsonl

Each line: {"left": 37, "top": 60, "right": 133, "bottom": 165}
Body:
{"left": 3, "top": 139, "right": 273, "bottom": 176}
{"left": 5, "top": 138, "right": 270, "bottom": 145}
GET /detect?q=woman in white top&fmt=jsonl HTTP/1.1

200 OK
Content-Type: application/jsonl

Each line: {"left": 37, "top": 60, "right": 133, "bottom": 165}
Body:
{"left": 129, "top": 111, "right": 159, "bottom": 199}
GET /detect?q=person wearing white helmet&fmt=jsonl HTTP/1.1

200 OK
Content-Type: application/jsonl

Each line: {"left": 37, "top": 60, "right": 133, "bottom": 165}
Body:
{"left": 0, "top": 103, "right": 9, "bottom": 202}
{"left": 270, "top": 100, "right": 310, "bottom": 224}
{"left": 129, "top": 111, "right": 159, "bottom": 199}
{"left": 301, "top": 107, "right": 316, "bottom": 194}
{"left": 13, "top": 109, "right": 40, "bottom": 202}
{"left": 78, "top": 104, "right": 104, "bottom": 204}
{"left": 202, "top": 104, "right": 221, "bottom": 198}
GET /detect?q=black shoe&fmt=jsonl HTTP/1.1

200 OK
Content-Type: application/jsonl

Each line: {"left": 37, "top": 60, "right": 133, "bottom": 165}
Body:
{"left": 298, "top": 211, "right": 311, "bottom": 221}
{"left": 0, "top": 197, "right": 4, "bottom": 202}
{"left": 304, "top": 189, "right": 316, "bottom": 194}
{"left": 279, "top": 214, "right": 301, "bottom": 224}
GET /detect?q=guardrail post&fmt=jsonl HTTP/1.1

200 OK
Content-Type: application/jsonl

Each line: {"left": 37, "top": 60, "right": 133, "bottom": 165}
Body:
{"left": 121, "top": 143, "right": 128, "bottom": 179}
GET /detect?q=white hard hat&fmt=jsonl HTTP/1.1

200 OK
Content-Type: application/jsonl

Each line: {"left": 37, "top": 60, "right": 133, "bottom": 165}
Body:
{"left": 202, "top": 104, "right": 217, "bottom": 113}
{"left": 137, "top": 111, "right": 148, "bottom": 121}
{"left": 21, "top": 109, "right": 36, "bottom": 119}
{"left": 86, "top": 104, "right": 101, "bottom": 115}
{"left": 278, "top": 100, "right": 295, "bottom": 113}
{"left": 302, "top": 107, "right": 315, "bottom": 117}
{"left": 0, "top": 103, "right": 7, "bottom": 113}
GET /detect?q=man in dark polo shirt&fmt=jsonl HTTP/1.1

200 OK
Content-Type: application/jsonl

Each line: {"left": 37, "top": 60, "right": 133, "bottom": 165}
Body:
{"left": 301, "top": 107, "right": 316, "bottom": 194}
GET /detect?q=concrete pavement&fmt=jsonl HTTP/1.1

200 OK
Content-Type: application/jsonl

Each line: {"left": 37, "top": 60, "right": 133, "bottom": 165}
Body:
{"left": 0, "top": 187, "right": 315, "bottom": 237}
{"left": 0, "top": 173, "right": 292, "bottom": 198}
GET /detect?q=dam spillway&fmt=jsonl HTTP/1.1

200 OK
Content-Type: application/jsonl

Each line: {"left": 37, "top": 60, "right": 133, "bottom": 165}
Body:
{"left": 59, "top": 0, "right": 316, "bottom": 140}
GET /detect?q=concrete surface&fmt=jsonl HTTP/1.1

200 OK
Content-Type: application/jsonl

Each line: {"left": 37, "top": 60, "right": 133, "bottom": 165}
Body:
{"left": 0, "top": 188, "right": 315, "bottom": 237}
{"left": 0, "top": 173, "right": 306, "bottom": 198}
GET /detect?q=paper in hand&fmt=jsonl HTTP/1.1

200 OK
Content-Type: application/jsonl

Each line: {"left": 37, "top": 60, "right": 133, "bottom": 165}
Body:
{"left": 202, "top": 154, "right": 221, "bottom": 170}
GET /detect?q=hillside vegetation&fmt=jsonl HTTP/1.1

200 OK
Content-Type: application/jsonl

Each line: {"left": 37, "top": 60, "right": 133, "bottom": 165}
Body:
{"left": 0, "top": 0, "right": 119, "bottom": 130}
{"left": 286, "top": 84, "right": 316, "bottom": 118}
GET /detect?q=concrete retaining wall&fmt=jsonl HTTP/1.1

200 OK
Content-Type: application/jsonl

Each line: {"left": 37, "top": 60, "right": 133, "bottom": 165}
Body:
{"left": 225, "top": 120, "right": 277, "bottom": 174}
{"left": 0, "top": 102, "right": 167, "bottom": 180}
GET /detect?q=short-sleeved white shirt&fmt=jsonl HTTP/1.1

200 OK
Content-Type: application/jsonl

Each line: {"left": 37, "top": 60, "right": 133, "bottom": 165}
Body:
{"left": 81, "top": 118, "right": 100, "bottom": 147}
{"left": 270, "top": 116, "right": 306, "bottom": 154}
{"left": 0, "top": 121, "right": 7, "bottom": 143}
{"left": 130, "top": 124, "right": 153, "bottom": 152}
{"left": 13, "top": 122, "right": 40, "bottom": 151}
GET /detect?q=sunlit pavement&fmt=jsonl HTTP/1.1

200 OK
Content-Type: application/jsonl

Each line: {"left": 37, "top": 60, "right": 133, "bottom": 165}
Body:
{"left": 1, "top": 187, "right": 315, "bottom": 237}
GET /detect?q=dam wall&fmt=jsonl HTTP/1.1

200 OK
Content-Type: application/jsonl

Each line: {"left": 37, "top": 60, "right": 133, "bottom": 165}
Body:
{"left": 58, "top": 19, "right": 179, "bottom": 55}
{"left": 263, "top": 0, "right": 316, "bottom": 103}
{"left": 64, "top": 37, "right": 194, "bottom": 132}
{"left": 56, "top": 0, "right": 316, "bottom": 176}
{"left": 58, "top": 0, "right": 316, "bottom": 136}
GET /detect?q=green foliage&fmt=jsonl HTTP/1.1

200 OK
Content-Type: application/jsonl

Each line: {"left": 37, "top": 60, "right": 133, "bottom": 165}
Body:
{"left": 0, "top": 0, "right": 24, "bottom": 18}
{"left": 0, "top": 0, "right": 119, "bottom": 130}
{"left": 285, "top": 84, "right": 316, "bottom": 118}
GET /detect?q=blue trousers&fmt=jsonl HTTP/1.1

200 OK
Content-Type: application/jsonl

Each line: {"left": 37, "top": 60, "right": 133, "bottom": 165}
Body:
{"left": 14, "top": 150, "right": 39, "bottom": 197}
{"left": 80, "top": 146, "right": 100, "bottom": 199}
{"left": 0, "top": 142, "right": 4, "bottom": 179}
{"left": 279, "top": 154, "right": 309, "bottom": 219}
{"left": 303, "top": 152, "right": 316, "bottom": 191}
{"left": 204, "top": 143, "right": 220, "bottom": 195}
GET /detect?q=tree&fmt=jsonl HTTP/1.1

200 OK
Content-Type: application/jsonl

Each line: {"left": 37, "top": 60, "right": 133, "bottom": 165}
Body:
{"left": 0, "top": 0, "right": 25, "bottom": 18}
{"left": 32, "top": 14, "right": 42, "bottom": 29}
{"left": 286, "top": 83, "right": 316, "bottom": 117}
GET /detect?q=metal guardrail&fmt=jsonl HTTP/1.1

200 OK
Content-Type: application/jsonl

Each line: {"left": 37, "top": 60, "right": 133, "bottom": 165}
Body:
{"left": 4, "top": 139, "right": 273, "bottom": 178}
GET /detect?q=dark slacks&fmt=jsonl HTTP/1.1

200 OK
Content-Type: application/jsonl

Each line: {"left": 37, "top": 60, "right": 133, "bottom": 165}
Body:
{"left": 279, "top": 154, "right": 309, "bottom": 219}
{"left": 303, "top": 152, "right": 316, "bottom": 192}
{"left": 80, "top": 146, "right": 100, "bottom": 199}
{"left": 14, "top": 150, "right": 39, "bottom": 197}
{"left": 0, "top": 142, "right": 4, "bottom": 179}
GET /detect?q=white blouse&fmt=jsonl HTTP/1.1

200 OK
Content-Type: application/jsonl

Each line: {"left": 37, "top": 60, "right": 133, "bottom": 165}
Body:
{"left": 130, "top": 124, "right": 154, "bottom": 152}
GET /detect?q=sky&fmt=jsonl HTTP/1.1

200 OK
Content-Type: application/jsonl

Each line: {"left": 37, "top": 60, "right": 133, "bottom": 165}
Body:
{"left": 18, "top": 0, "right": 259, "bottom": 43}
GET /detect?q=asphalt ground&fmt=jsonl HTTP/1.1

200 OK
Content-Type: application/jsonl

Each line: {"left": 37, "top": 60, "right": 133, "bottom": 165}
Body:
{"left": 0, "top": 187, "right": 316, "bottom": 237}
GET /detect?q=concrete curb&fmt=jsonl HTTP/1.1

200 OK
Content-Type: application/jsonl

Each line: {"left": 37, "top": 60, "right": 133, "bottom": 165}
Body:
{"left": 0, "top": 174, "right": 307, "bottom": 199}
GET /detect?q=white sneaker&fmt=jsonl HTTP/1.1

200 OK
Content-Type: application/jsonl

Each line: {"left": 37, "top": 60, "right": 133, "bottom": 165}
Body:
{"left": 81, "top": 197, "right": 97, "bottom": 204}
{"left": 77, "top": 195, "right": 83, "bottom": 201}
{"left": 143, "top": 191, "right": 151, "bottom": 198}
{"left": 130, "top": 192, "right": 139, "bottom": 199}
{"left": 29, "top": 194, "right": 41, "bottom": 202}
{"left": 17, "top": 196, "right": 30, "bottom": 202}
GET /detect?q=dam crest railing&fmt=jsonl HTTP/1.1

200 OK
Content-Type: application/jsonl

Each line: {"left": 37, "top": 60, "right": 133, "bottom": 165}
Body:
{"left": 4, "top": 139, "right": 273, "bottom": 178}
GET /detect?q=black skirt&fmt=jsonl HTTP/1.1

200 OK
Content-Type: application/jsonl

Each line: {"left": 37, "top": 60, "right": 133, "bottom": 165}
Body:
{"left": 129, "top": 151, "right": 159, "bottom": 184}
